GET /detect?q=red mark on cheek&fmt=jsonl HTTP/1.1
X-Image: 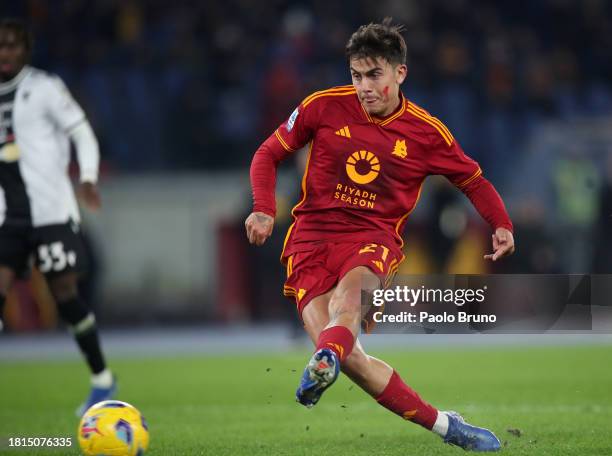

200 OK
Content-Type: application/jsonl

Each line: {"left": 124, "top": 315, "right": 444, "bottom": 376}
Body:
{"left": 383, "top": 86, "right": 389, "bottom": 100}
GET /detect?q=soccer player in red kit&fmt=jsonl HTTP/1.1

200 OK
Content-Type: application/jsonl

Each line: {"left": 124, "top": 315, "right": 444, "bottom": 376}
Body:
{"left": 246, "top": 20, "right": 514, "bottom": 452}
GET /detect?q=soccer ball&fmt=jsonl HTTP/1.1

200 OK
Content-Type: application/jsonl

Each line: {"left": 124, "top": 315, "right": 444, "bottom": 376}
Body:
{"left": 78, "top": 400, "right": 149, "bottom": 456}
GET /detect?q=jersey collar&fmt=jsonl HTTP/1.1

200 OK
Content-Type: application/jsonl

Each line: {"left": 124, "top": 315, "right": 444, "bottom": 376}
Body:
{"left": 0, "top": 65, "right": 31, "bottom": 95}
{"left": 359, "top": 91, "right": 407, "bottom": 127}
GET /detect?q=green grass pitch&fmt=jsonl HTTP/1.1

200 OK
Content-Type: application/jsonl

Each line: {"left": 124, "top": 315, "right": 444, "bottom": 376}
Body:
{"left": 1, "top": 344, "right": 611, "bottom": 455}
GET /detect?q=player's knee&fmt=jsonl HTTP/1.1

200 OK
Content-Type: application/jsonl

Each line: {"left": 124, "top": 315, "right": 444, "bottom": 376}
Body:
{"left": 48, "top": 274, "right": 79, "bottom": 302}
{"left": 56, "top": 295, "right": 92, "bottom": 329}
{"left": 331, "top": 266, "right": 372, "bottom": 313}
{"left": 329, "top": 286, "right": 361, "bottom": 318}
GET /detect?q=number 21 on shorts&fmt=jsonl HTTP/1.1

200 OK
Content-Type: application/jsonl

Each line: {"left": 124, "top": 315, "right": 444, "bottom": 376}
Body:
{"left": 358, "top": 243, "right": 391, "bottom": 273}
{"left": 358, "top": 243, "right": 390, "bottom": 261}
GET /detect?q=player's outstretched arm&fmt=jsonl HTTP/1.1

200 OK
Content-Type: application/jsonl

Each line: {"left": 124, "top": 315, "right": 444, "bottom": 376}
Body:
{"left": 421, "top": 121, "right": 515, "bottom": 261}
{"left": 459, "top": 176, "right": 515, "bottom": 261}
{"left": 248, "top": 130, "right": 295, "bottom": 246}
{"left": 245, "top": 211, "right": 274, "bottom": 246}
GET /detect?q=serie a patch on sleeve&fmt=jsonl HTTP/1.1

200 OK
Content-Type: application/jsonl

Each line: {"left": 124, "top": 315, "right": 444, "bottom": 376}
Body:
{"left": 286, "top": 107, "right": 299, "bottom": 132}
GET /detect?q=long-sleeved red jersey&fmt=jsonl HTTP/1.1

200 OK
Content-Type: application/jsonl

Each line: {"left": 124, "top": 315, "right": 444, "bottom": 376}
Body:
{"left": 250, "top": 85, "right": 513, "bottom": 263}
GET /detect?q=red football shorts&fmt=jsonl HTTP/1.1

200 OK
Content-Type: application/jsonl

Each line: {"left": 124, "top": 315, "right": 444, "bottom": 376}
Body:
{"left": 283, "top": 241, "right": 403, "bottom": 319}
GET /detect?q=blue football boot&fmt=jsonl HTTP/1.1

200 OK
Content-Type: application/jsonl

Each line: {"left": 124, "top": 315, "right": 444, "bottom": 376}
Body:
{"left": 296, "top": 348, "right": 340, "bottom": 408}
{"left": 443, "top": 411, "right": 501, "bottom": 452}
{"left": 76, "top": 377, "right": 118, "bottom": 417}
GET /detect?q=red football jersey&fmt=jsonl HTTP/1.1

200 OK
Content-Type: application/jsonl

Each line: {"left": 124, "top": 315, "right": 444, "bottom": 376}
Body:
{"left": 273, "top": 85, "right": 484, "bottom": 261}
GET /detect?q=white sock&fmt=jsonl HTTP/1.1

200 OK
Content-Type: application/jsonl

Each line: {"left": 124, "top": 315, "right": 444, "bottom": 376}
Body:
{"left": 431, "top": 411, "right": 449, "bottom": 437}
{"left": 91, "top": 368, "right": 113, "bottom": 388}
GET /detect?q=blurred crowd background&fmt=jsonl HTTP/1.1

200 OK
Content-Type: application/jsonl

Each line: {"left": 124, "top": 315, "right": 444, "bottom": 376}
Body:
{"left": 2, "top": 0, "right": 611, "bottom": 328}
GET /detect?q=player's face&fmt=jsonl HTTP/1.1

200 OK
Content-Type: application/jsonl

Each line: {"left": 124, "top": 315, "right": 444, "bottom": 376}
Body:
{"left": 350, "top": 56, "right": 407, "bottom": 118}
{"left": 0, "top": 29, "right": 27, "bottom": 81}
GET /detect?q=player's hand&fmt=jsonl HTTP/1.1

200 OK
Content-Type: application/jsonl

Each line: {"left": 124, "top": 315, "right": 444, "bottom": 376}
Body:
{"left": 484, "top": 227, "right": 515, "bottom": 261}
{"left": 79, "top": 182, "right": 102, "bottom": 211}
{"left": 245, "top": 211, "right": 274, "bottom": 246}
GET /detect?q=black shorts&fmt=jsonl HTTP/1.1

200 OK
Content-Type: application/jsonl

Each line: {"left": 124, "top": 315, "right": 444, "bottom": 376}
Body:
{"left": 0, "top": 220, "right": 88, "bottom": 279}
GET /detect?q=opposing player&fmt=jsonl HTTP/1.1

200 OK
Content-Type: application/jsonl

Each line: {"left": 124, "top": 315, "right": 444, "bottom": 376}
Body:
{"left": 246, "top": 20, "right": 515, "bottom": 451}
{"left": 0, "top": 19, "right": 116, "bottom": 415}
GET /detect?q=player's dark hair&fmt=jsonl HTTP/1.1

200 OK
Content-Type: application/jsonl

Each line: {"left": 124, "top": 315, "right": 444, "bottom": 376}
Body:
{"left": 345, "top": 17, "right": 407, "bottom": 66}
{"left": 0, "top": 18, "right": 33, "bottom": 56}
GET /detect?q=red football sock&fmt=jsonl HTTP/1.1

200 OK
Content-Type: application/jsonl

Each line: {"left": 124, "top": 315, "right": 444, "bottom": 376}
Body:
{"left": 315, "top": 326, "right": 355, "bottom": 362}
{"left": 376, "top": 370, "right": 438, "bottom": 429}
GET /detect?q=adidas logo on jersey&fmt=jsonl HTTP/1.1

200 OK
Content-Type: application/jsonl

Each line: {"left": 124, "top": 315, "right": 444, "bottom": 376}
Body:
{"left": 335, "top": 126, "right": 351, "bottom": 138}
